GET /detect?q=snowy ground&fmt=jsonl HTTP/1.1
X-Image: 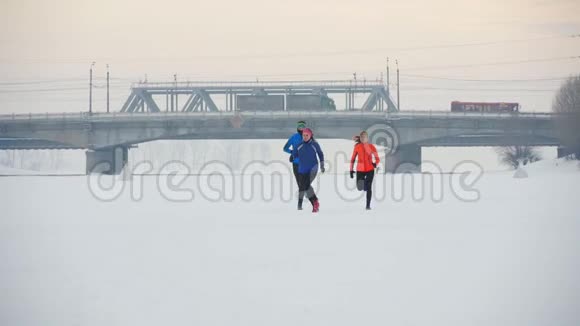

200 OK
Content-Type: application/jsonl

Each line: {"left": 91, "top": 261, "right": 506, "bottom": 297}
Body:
{"left": 1, "top": 159, "right": 579, "bottom": 325}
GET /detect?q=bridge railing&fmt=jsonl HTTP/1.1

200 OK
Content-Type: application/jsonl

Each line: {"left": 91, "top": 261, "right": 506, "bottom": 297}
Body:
{"left": 0, "top": 110, "right": 560, "bottom": 122}
{"left": 84, "top": 110, "right": 390, "bottom": 122}
{"left": 385, "top": 110, "right": 556, "bottom": 119}
{"left": 0, "top": 112, "right": 93, "bottom": 121}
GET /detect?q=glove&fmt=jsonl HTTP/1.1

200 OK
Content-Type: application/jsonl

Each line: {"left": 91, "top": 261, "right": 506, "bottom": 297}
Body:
{"left": 350, "top": 170, "right": 355, "bottom": 179}
{"left": 289, "top": 155, "right": 294, "bottom": 162}
{"left": 372, "top": 162, "right": 377, "bottom": 168}
{"left": 320, "top": 164, "right": 326, "bottom": 173}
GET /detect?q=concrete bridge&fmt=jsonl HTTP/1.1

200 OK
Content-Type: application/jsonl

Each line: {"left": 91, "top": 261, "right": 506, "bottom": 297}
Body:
{"left": 0, "top": 110, "right": 562, "bottom": 174}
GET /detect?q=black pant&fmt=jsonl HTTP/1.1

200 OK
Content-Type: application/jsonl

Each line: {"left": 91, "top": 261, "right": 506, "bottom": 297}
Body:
{"left": 292, "top": 163, "right": 300, "bottom": 187}
{"left": 356, "top": 170, "right": 375, "bottom": 207}
{"left": 297, "top": 169, "right": 318, "bottom": 206}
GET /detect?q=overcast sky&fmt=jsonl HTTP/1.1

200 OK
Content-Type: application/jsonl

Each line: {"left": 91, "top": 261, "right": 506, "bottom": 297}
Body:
{"left": 1, "top": 0, "right": 579, "bottom": 113}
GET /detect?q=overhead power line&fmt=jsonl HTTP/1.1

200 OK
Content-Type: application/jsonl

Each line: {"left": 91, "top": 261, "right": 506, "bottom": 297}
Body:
{"left": 1, "top": 55, "right": 578, "bottom": 90}
{"left": 203, "top": 55, "right": 580, "bottom": 78}
{"left": 402, "top": 74, "right": 574, "bottom": 82}
{"left": 405, "top": 56, "right": 580, "bottom": 71}
{"left": 0, "top": 87, "right": 87, "bottom": 93}
{"left": 0, "top": 85, "right": 128, "bottom": 94}
{"left": 405, "top": 86, "right": 557, "bottom": 92}
{"left": 0, "top": 78, "right": 129, "bottom": 86}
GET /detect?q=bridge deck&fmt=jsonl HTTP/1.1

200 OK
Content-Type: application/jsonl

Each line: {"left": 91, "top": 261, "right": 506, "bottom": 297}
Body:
{"left": 0, "top": 110, "right": 563, "bottom": 151}
{"left": 0, "top": 110, "right": 557, "bottom": 124}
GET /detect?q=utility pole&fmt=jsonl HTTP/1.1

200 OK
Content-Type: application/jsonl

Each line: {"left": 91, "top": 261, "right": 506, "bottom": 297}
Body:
{"left": 352, "top": 72, "right": 357, "bottom": 110}
{"left": 386, "top": 57, "right": 390, "bottom": 92}
{"left": 174, "top": 74, "right": 178, "bottom": 112}
{"left": 89, "top": 61, "right": 95, "bottom": 114}
{"left": 396, "top": 59, "right": 400, "bottom": 111}
{"left": 106, "top": 64, "right": 110, "bottom": 113}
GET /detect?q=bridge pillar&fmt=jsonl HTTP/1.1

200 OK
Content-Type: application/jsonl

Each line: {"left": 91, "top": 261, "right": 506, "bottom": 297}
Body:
{"left": 86, "top": 146, "right": 128, "bottom": 175}
{"left": 385, "top": 144, "right": 422, "bottom": 173}
{"left": 557, "top": 147, "right": 573, "bottom": 158}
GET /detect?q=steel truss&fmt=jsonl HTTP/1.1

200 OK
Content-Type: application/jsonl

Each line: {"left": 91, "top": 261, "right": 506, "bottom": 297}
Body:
{"left": 120, "top": 80, "right": 399, "bottom": 113}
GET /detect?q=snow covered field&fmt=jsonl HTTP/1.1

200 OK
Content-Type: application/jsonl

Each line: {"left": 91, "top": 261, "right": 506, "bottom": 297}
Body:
{"left": 1, "top": 159, "right": 579, "bottom": 325}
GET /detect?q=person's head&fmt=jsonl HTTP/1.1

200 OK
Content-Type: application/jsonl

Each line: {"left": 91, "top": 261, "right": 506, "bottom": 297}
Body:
{"left": 302, "top": 128, "right": 313, "bottom": 141}
{"left": 360, "top": 131, "right": 369, "bottom": 144}
{"left": 297, "top": 121, "right": 306, "bottom": 134}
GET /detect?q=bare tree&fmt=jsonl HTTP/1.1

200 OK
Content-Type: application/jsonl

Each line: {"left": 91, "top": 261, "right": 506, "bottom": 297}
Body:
{"left": 495, "top": 146, "right": 541, "bottom": 169}
{"left": 553, "top": 75, "right": 580, "bottom": 159}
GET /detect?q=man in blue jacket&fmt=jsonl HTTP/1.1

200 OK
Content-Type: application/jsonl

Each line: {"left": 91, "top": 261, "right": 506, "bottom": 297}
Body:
{"left": 292, "top": 128, "right": 325, "bottom": 212}
{"left": 283, "top": 120, "right": 306, "bottom": 188}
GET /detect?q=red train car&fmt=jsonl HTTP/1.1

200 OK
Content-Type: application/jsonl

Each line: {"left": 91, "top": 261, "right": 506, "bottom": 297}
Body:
{"left": 451, "top": 101, "right": 520, "bottom": 113}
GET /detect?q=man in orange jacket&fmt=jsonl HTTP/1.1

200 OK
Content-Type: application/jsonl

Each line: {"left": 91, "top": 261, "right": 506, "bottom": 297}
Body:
{"left": 350, "top": 131, "right": 380, "bottom": 210}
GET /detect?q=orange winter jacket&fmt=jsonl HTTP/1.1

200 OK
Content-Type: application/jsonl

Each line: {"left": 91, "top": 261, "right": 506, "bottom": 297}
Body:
{"left": 350, "top": 143, "right": 380, "bottom": 172}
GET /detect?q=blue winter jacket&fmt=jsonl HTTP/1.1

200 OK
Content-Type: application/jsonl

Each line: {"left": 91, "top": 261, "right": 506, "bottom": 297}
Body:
{"left": 292, "top": 139, "right": 325, "bottom": 174}
{"left": 283, "top": 132, "right": 303, "bottom": 164}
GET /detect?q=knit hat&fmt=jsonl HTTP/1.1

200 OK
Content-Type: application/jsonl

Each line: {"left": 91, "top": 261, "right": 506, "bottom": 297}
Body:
{"left": 297, "top": 121, "right": 306, "bottom": 130}
{"left": 302, "top": 128, "right": 313, "bottom": 136}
